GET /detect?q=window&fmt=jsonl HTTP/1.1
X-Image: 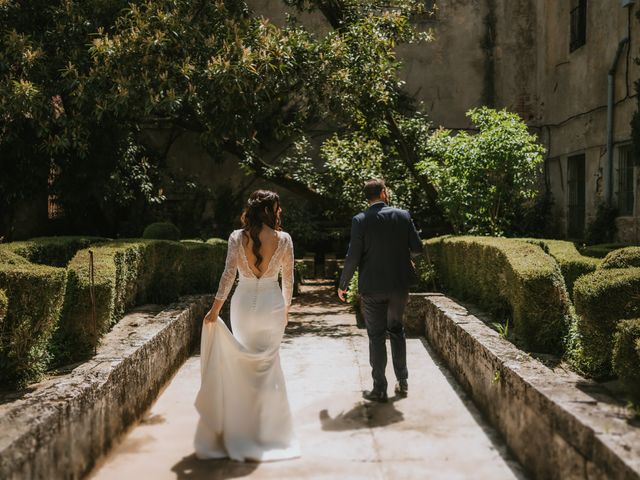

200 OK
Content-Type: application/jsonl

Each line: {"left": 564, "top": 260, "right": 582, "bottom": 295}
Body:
{"left": 617, "top": 145, "right": 635, "bottom": 216}
{"left": 570, "top": 0, "right": 587, "bottom": 52}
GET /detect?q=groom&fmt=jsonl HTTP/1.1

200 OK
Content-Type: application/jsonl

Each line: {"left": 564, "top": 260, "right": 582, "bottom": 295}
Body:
{"left": 338, "top": 179, "right": 423, "bottom": 403}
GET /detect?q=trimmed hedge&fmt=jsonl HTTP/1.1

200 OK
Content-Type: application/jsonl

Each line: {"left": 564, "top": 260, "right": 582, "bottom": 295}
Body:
{"left": 571, "top": 268, "right": 640, "bottom": 378}
{"left": 1, "top": 236, "right": 109, "bottom": 267}
{"left": 143, "top": 222, "right": 181, "bottom": 241}
{"left": 0, "top": 249, "right": 31, "bottom": 266}
{"left": 54, "top": 239, "right": 227, "bottom": 363}
{"left": 53, "top": 242, "right": 147, "bottom": 363}
{"left": 181, "top": 241, "right": 227, "bottom": 295}
{"left": 579, "top": 243, "right": 627, "bottom": 259}
{"left": 426, "top": 236, "right": 572, "bottom": 354}
{"left": 0, "top": 262, "right": 67, "bottom": 387}
{"left": 0, "top": 289, "right": 7, "bottom": 323}
{"left": 612, "top": 319, "right": 640, "bottom": 402}
{"left": 600, "top": 247, "right": 640, "bottom": 269}
{"left": 520, "top": 239, "right": 600, "bottom": 296}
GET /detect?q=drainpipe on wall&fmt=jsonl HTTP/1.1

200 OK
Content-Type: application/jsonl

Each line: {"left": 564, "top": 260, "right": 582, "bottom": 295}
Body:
{"left": 606, "top": 37, "right": 629, "bottom": 204}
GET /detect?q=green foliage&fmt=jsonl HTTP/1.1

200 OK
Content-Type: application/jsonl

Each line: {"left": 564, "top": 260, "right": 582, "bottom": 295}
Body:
{"left": 599, "top": 247, "right": 640, "bottom": 269}
{"left": 54, "top": 242, "right": 146, "bottom": 363}
{"left": 0, "top": 261, "right": 67, "bottom": 388}
{"left": 53, "top": 238, "right": 227, "bottom": 364}
{"left": 1, "top": 236, "right": 109, "bottom": 267}
{"left": 571, "top": 268, "right": 640, "bottom": 378}
{"left": 1, "top": 0, "right": 443, "bottom": 238}
{"left": 418, "top": 108, "right": 545, "bottom": 235}
{"left": 346, "top": 271, "right": 360, "bottom": 306}
{"left": 584, "top": 203, "right": 618, "bottom": 245}
{"left": 518, "top": 238, "right": 600, "bottom": 297}
{"left": 180, "top": 241, "right": 227, "bottom": 295}
{"left": 291, "top": 259, "right": 310, "bottom": 297}
{"left": 491, "top": 318, "right": 510, "bottom": 339}
{"left": 579, "top": 243, "right": 627, "bottom": 259}
{"left": 142, "top": 222, "right": 181, "bottom": 241}
{"left": 0, "top": 289, "right": 6, "bottom": 323}
{"left": 0, "top": 248, "right": 31, "bottom": 266}
{"left": 612, "top": 319, "right": 640, "bottom": 402}
{"left": 428, "top": 235, "right": 571, "bottom": 354}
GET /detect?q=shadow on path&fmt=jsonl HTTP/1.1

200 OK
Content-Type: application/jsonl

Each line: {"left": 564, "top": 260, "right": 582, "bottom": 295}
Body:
{"left": 171, "top": 454, "right": 258, "bottom": 480}
{"left": 319, "top": 399, "right": 405, "bottom": 431}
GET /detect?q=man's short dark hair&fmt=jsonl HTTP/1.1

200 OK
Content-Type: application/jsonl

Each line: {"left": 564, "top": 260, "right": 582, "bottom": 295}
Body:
{"left": 363, "top": 178, "right": 386, "bottom": 201}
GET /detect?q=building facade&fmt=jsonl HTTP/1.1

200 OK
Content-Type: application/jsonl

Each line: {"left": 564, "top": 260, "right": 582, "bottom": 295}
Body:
{"left": 251, "top": 0, "right": 640, "bottom": 242}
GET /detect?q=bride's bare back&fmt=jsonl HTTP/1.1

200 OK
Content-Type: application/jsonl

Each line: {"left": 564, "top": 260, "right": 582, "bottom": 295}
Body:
{"left": 241, "top": 227, "right": 280, "bottom": 278}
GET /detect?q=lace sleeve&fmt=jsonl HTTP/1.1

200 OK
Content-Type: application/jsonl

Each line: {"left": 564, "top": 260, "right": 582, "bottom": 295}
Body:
{"left": 214, "top": 231, "right": 239, "bottom": 302}
{"left": 281, "top": 232, "right": 294, "bottom": 306}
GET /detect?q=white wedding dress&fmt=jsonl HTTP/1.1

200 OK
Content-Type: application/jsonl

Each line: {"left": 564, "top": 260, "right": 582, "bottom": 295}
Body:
{"left": 194, "top": 229, "right": 300, "bottom": 462}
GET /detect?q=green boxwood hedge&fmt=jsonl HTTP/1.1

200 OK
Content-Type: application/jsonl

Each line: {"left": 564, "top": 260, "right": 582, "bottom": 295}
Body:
{"left": 599, "top": 247, "right": 640, "bottom": 269}
{"left": 612, "top": 319, "right": 640, "bottom": 402}
{"left": 519, "top": 239, "right": 600, "bottom": 297}
{"left": 0, "top": 289, "right": 7, "bottom": 323}
{"left": 426, "top": 236, "right": 572, "bottom": 354}
{"left": 0, "top": 262, "right": 67, "bottom": 388}
{"left": 571, "top": 268, "right": 640, "bottom": 378}
{"left": 180, "top": 241, "right": 227, "bottom": 295}
{"left": 54, "top": 239, "right": 227, "bottom": 364}
{"left": 0, "top": 248, "right": 31, "bottom": 266}
{"left": 1, "top": 236, "right": 109, "bottom": 267}
{"left": 579, "top": 243, "right": 627, "bottom": 259}
{"left": 54, "top": 242, "right": 147, "bottom": 363}
{"left": 142, "top": 222, "right": 181, "bottom": 241}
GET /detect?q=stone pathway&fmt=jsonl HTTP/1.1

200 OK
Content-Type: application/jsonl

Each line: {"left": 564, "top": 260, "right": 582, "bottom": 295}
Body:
{"left": 89, "top": 282, "right": 526, "bottom": 480}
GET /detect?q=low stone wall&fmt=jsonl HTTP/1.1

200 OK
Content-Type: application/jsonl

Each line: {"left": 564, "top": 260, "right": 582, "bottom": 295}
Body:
{"left": 0, "top": 295, "right": 211, "bottom": 480}
{"left": 415, "top": 294, "right": 640, "bottom": 480}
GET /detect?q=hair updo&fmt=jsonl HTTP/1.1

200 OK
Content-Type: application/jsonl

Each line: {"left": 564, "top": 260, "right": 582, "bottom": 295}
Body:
{"left": 240, "top": 190, "right": 281, "bottom": 269}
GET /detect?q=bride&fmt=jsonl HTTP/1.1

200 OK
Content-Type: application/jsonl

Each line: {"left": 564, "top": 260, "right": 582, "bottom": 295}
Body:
{"left": 194, "top": 189, "right": 300, "bottom": 462}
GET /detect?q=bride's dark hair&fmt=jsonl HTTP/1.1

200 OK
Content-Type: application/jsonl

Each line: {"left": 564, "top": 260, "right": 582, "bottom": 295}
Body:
{"left": 240, "top": 190, "right": 282, "bottom": 269}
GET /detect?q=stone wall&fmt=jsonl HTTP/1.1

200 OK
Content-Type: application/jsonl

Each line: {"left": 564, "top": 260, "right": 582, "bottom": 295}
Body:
{"left": 0, "top": 295, "right": 211, "bottom": 480}
{"left": 416, "top": 293, "right": 640, "bottom": 480}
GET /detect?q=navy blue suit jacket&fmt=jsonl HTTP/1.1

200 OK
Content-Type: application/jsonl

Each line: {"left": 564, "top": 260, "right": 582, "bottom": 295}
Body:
{"left": 339, "top": 202, "right": 423, "bottom": 294}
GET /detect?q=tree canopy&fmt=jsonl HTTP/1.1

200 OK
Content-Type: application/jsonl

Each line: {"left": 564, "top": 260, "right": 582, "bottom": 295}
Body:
{"left": 1, "top": 0, "right": 546, "bottom": 240}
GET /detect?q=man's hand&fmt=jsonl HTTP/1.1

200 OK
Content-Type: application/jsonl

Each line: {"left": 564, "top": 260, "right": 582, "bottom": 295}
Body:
{"left": 203, "top": 308, "right": 219, "bottom": 324}
{"left": 337, "top": 288, "right": 347, "bottom": 302}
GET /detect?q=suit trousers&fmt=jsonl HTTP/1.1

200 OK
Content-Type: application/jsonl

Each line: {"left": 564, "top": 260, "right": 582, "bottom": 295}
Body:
{"left": 360, "top": 290, "right": 409, "bottom": 392}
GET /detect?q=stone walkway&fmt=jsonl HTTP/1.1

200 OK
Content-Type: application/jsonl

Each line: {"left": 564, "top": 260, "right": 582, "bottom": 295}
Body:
{"left": 89, "top": 283, "right": 526, "bottom": 480}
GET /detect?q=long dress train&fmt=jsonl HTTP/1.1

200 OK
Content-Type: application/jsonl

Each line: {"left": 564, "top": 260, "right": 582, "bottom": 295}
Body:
{"left": 194, "top": 229, "right": 300, "bottom": 462}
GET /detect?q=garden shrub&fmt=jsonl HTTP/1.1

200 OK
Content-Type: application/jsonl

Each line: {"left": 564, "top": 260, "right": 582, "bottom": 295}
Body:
{"left": 585, "top": 202, "right": 618, "bottom": 245}
{"left": 137, "top": 240, "right": 184, "bottom": 304}
{"left": 0, "top": 261, "right": 67, "bottom": 387}
{"left": 428, "top": 236, "right": 571, "bottom": 354}
{"left": 579, "top": 243, "right": 626, "bottom": 259}
{"left": 142, "top": 222, "right": 181, "bottom": 241}
{"left": 1, "top": 236, "right": 109, "bottom": 267}
{"left": 0, "top": 289, "right": 6, "bottom": 326}
{"left": 54, "top": 238, "right": 227, "bottom": 364}
{"left": 519, "top": 239, "right": 600, "bottom": 296}
{"left": 54, "top": 242, "right": 147, "bottom": 363}
{"left": 571, "top": 268, "right": 640, "bottom": 378}
{"left": 0, "top": 248, "right": 31, "bottom": 266}
{"left": 180, "top": 241, "right": 227, "bottom": 295}
{"left": 600, "top": 247, "right": 640, "bottom": 269}
{"left": 612, "top": 319, "right": 640, "bottom": 402}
